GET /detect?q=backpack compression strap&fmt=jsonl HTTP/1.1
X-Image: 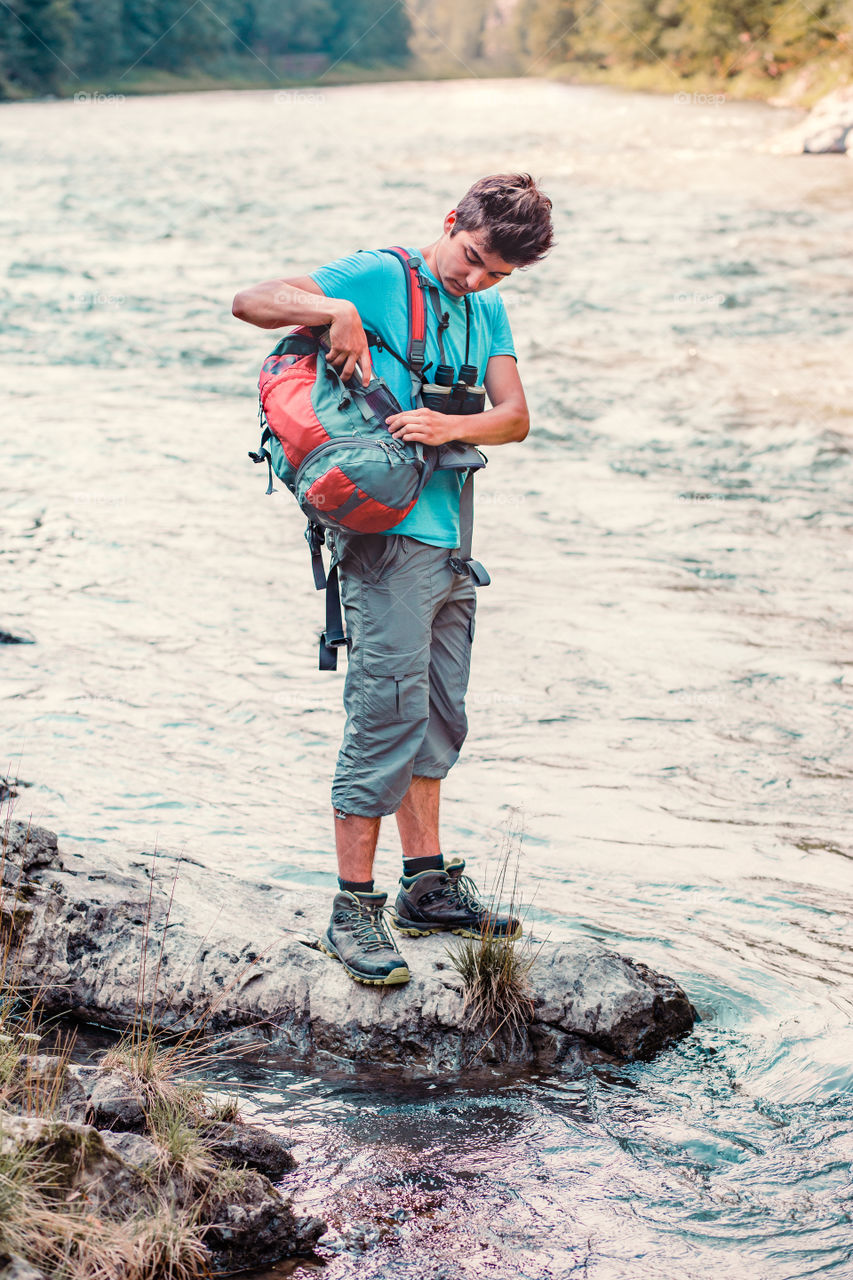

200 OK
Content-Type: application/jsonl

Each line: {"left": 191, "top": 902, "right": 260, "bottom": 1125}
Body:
{"left": 305, "top": 521, "right": 348, "bottom": 671}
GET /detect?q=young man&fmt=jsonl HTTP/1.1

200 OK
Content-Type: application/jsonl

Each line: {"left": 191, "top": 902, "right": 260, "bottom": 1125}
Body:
{"left": 233, "top": 173, "right": 553, "bottom": 988}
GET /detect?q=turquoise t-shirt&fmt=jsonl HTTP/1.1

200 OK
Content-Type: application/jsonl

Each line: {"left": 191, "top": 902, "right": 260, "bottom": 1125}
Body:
{"left": 310, "top": 248, "right": 516, "bottom": 548}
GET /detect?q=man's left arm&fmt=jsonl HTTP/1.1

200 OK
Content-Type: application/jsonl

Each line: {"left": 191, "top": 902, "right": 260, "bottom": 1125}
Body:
{"left": 385, "top": 354, "right": 529, "bottom": 446}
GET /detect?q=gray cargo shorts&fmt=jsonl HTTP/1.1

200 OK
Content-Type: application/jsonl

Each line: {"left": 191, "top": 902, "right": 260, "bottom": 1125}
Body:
{"left": 327, "top": 530, "right": 477, "bottom": 818}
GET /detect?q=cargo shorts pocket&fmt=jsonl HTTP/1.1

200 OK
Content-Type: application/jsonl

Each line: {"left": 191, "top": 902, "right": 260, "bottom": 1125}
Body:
{"left": 362, "top": 645, "right": 429, "bottom": 724}
{"left": 332, "top": 532, "right": 407, "bottom": 583}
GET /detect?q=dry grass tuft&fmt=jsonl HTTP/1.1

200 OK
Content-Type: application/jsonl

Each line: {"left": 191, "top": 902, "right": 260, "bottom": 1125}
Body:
{"left": 0, "top": 801, "right": 220, "bottom": 1277}
{"left": 445, "top": 815, "right": 543, "bottom": 1056}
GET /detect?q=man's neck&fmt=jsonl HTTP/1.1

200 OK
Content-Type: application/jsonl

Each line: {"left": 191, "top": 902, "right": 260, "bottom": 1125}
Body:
{"left": 419, "top": 239, "right": 440, "bottom": 278}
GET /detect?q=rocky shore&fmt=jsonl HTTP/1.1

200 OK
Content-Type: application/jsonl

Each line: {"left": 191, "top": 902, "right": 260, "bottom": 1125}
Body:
{"left": 0, "top": 816, "right": 696, "bottom": 1275}
{"left": 766, "top": 83, "right": 853, "bottom": 153}
{"left": 0, "top": 1074, "right": 323, "bottom": 1277}
{"left": 3, "top": 821, "right": 696, "bottom": 1072}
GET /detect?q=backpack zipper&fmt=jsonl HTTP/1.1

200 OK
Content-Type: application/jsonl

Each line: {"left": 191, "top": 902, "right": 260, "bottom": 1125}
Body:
{"left": 294, "top": 436, "right": 409, "bottom": 490}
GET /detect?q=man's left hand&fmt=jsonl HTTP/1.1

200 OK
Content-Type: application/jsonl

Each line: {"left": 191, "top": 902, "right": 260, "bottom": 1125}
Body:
{"left": 385, "top": 409, "right": 455, "bottom": 445}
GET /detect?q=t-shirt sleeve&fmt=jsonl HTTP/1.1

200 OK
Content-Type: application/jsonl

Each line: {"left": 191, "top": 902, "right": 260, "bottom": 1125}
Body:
{"left": 309, "top": 250, "right": 395, "bottom": 332}
{"left": 488, "top": 292, "right": 517, "bottom": 361}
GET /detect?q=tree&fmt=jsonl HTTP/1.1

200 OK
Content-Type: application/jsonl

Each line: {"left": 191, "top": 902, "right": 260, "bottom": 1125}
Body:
{"left": 328, "top": 0, "right": 412, "bottom": 65}
{"left": 4, "top": 0, "right": 75, "bottom": 94}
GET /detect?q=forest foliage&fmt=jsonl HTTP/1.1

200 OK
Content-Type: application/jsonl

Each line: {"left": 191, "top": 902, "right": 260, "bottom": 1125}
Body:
{"left": 0, "top": 0, "right": 850, "bottom": 99}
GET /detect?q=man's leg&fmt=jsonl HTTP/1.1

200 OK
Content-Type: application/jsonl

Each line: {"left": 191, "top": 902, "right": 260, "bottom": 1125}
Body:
{"left": 334, "top": 809, "right": 381, "bottom": 888}
{"left": 395, "top": 775, "right": 442, "bottom": 865}
{"left": 388, "top": 573, "right": 521, "bottom": 940}
{"left": 321, "top": 535, "right": 433, "bottom": 988}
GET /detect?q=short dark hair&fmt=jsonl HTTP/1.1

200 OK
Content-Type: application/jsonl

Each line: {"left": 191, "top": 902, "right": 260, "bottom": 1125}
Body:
{"left": 452, "top": 173, "right": 554, "bottom": 267}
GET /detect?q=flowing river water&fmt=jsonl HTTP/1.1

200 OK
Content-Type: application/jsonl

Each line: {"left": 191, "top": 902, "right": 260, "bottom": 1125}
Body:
{"left": 2, "top": 79, "right": 853, "bottom": 1277}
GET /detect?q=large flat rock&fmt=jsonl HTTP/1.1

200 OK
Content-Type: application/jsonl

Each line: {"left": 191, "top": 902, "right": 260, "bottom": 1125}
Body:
{"left": 3, "top": 822, "right": 695, "bottom": 1072}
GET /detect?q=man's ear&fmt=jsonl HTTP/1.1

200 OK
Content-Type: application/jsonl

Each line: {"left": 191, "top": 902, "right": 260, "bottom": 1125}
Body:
{"left": 443, "top": 209, "right": 457, "bottom": 235}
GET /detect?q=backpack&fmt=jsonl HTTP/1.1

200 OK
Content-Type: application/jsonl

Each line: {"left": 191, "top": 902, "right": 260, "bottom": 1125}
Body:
{"left": 248, "top": 247, "right": 488, "bottom": 670}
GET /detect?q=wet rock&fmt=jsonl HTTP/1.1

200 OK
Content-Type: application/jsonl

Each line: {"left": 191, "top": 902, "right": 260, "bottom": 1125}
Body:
{"left": 203, "top": 1167, "right": 324, "bottom": 1272}
{"left": 204, "top": 1119, "right": 296, "bottom": 1178}
{"left": 765, "top": 84, "right": 853, "bottom": 155}
{"left": 0, "top": 777, "right": 31, "bottom": 805}
{"left": 0, "top": 630, "right": 35, "bottom": 646}
{"left": 6, "top": 821, "right": 695, "bottom": 1073}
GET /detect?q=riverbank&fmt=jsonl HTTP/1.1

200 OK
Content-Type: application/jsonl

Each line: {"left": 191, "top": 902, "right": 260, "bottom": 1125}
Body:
{"left": 3, "top": 52, "right": 847, "bottom": 109}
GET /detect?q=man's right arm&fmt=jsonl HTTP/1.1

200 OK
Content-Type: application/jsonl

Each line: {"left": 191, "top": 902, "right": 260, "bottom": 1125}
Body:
{"left": 231, "top": 274, "right": 372, "bottom": 384}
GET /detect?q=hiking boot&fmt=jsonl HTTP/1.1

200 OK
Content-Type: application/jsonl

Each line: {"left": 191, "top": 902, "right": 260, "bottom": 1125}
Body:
{"left": 390, "top": 858, "right": 522, "bottom": 940}
{"left": 319, "top": 891, "right": 411, "bottom": 986}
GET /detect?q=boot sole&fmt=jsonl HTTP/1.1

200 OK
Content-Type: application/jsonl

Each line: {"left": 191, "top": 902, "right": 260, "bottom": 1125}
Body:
{"left": 390, "top": 917, "right": 522, "bottom": 942}
{"left": 318, "top": 938, "right": 410, "bottom": 986}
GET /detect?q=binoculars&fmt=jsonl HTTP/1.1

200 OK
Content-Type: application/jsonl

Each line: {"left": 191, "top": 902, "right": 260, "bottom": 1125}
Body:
{"left": 421, "top": 363, "right": 486, "bottom": 416}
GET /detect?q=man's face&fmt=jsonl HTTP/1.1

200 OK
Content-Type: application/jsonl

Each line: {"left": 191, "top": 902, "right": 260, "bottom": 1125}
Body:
{"left": 433, "top": 211, "right": 516, "bottom": 297}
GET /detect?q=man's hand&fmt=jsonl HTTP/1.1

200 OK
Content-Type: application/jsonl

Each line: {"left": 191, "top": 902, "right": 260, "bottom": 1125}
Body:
{"left": 385, "top": 408, "right": 456, "bottom": 446}
{"left": 326, "top": 301, "right": 372, "bottom": 387}
{"left": 232, "top": 275, "right": 372, "bottom": 388}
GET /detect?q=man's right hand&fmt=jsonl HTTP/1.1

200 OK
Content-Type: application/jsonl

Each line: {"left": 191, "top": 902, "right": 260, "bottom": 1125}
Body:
{"left": 326, "top": 300, "right": 373, "bottom": 387}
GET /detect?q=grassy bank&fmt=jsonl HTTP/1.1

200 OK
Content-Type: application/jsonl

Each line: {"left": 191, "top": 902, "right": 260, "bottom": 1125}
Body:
{"left": 546, "top": 51, "right": 851, "bottom": 109}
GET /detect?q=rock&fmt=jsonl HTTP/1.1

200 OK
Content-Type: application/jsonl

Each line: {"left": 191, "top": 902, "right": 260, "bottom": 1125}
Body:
{"left": 0, "top": 630, "right": 35, "bottom": 645}
{"left": 64, "top": 1064, "right": 296, "bottom": 1177}
{"left": 765, "top": 84, "right": 853, "bottom": 155}
{"left": 83, "top": 1068, "right": 148, "bottom": 1131}
{"left": 0, "top": 1115, "right": 142, "bottom": 1201}
{"left": 0, "top": 777, "right": 30, "bottom": 804}
{"left": 0, "top": 1114, "right": 322, "bottom": 1273}
{"left": 0, "top": 1256, "right": 49, "bottom": 1280}
{"left": 203, "top": 1167, "right": 324, "bottom": 1272}
{"left": 1, "top": 824, "right": 62, "bottom": 888}
{"left": 204, "top": 1119, "right": 296, "bottom": 1178}
{"left": 12, "top": 1054, "right": 89, "bottom": 1123}
{"left": 99, "top": 1128, "right": 160, "bottom": 1171}
{"left": 5, "top": 821, "right": 695, "bottom": 1073}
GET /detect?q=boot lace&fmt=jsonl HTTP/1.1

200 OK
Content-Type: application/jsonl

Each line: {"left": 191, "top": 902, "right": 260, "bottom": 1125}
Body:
{"left": 348, "top": 903, "right": 396, "bottom": 953}
{"left": 444, "top": 873, "right": 488, "bottom": 917}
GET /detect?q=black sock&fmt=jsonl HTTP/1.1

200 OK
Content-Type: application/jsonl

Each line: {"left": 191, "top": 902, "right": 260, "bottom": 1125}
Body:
{"left": 338, "top": 877, "right": 374, "bottom": 895}
{"left": 402, "top": 854, "right": 444, "bottom": 878}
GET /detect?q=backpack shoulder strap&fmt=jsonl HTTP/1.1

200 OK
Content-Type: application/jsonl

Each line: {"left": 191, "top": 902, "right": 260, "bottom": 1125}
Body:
{"left": 381, "top": 247, "right": 428, "bottom": 398}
